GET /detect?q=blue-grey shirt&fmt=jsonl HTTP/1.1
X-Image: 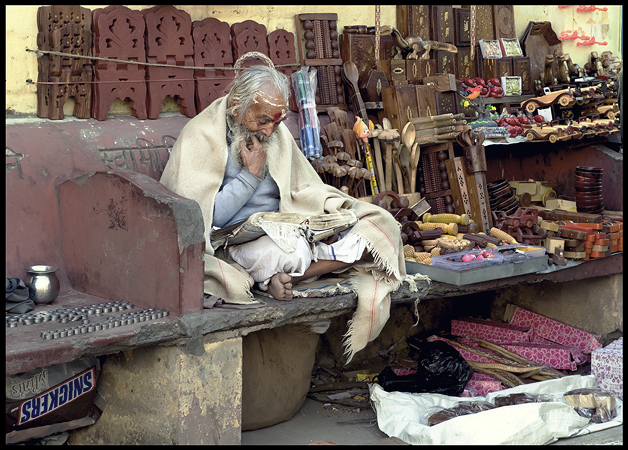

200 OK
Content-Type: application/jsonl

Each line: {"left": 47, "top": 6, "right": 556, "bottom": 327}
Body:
{"left": 212, "top": 143, "right": 280, "bottom": 228}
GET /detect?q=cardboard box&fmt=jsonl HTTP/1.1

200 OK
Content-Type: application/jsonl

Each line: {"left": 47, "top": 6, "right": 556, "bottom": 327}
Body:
{"left": 451, "top": 318, "right": 533, "bottom": 343}
{"left": 591, "top": 338, "right": 623, "bottom": 400}
{"left": 508, "top": 307, "right": 602, "bottom": 355}
{"left": 462, "top": 372, "right": 505, "bottom": 397}
{"left": 430, "top": 335, "right": 501, "bottom": 363}
{"left": 501, "top": 342, "right": 584, "bottom": 370}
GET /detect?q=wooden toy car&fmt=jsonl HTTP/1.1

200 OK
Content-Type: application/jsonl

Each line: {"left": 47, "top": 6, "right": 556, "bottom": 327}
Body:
{"left": 508, "top": 180, "right": 557, "bottom": 205}
{"left": 521, "top": 87, "right": 575, "bottom": 113}
{"left": 524, "top": 124, "right": 561, "bottom": 143}
{"left": 597, "top": 103, "right": 619, "bottom": 119}
{"left": 502, "top": 207, "right": 539, "bottom": 229}
{"left": 550, "top": 120, "right": 584, "bottom": 140}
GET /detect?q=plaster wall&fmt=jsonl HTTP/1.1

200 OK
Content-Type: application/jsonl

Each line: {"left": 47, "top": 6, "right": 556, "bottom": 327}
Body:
{"left": 5, "top": 5, "right": 622, "bottom": 117}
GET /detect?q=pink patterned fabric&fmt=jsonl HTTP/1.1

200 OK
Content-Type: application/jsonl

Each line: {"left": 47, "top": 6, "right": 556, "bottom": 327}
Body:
{"left": 509, "top": 307, "right": 602, "bottom": 354}
{"left": 591, "top": 338, "right": 623, "bottom": 400}
{"left": 451, "top": 318, "right": 533, "bottom": 343}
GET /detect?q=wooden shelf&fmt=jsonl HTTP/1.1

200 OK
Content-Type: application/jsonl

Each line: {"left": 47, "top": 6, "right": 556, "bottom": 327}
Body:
{"left": 484, "top": 94, "right": 534, "bottom": 105}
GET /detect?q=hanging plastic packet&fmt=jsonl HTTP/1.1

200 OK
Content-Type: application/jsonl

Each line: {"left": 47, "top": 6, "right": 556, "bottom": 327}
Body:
{"left": 291, "top": 67, "right": 322, "bottom": 159}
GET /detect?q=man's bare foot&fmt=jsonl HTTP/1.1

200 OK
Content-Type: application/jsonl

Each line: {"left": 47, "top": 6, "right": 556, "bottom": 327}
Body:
{"left": 268, "top": 273, "right": 293, "bottom": 301}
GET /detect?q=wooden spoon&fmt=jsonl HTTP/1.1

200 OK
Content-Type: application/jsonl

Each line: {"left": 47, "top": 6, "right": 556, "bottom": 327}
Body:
{"left": 410, "top": 142, "right": 421, "bottom": 193}
{"left": 342, "top": 61, "right": 368, "bottom": 123}
{"left": 400, "top": 122, "right": 415, "bottom": 191}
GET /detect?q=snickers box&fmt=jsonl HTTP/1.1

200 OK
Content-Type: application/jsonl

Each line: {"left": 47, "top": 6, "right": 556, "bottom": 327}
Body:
{"left": 591, "top": 338, "right": 623, "bottom": 400}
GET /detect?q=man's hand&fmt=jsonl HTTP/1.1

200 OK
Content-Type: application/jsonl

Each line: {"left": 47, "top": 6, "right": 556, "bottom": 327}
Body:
{"left": 240, "top": 135, "right": 267, "bottom": 179}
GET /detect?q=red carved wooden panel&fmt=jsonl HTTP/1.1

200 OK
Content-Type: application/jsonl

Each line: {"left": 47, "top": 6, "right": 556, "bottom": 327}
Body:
{"left": 192, "top": 17, "right": 234, "bottom": 112}
{"left": 92, "top": 5, "right": 147, "bottom": 120}
{"left": 267, "top": 29, "right": 299, "bottom": 112}
{"left": 143, "top": 5, "right": 194, "bottom": 64}
{"left": 142, "top": 5, "right": 195, "bottom": 119}
{"left": 267, "top": 29, "right": 296, "bottom": 67}
{"left": 36, "top": 5, "right": 93, "bottom": 120}
{"left": 231, "top": 20, "right": 269, "bottom": 68}
{"left": 192, "top": 17, "right": 233, "bottom": 74}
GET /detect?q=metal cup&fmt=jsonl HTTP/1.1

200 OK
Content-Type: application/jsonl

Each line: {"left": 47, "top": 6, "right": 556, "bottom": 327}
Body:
{"left": 24, "top": 265, "right": 60, "bottom": 304}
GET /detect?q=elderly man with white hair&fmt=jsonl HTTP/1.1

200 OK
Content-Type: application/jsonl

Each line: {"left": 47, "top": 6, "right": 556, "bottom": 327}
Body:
{"left": 160, "top": 63, "right": 407, "bottom": 361}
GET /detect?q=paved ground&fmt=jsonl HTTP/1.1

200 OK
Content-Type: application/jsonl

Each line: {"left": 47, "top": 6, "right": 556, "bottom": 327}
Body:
{"left": 242, "top": 397, "right": 623, "bottom": 445}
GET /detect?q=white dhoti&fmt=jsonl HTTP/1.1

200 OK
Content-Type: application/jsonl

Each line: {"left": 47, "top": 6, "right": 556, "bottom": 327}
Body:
{"left": 226, "top": 232, "right": 367, "bottom": 287}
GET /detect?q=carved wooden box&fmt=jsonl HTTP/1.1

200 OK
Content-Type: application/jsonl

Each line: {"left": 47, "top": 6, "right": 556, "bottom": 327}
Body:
{"left": 454, "top": 8, "right": 471, "bottom": 46}
{"left": 434, "top": 50, "right": 457, "bottom": 76}
{"left": 455, "top": 94, "right": 476, "bottom": 118}
{"left": 396, "top": 5, "right": 432, "bottom": 40}
{"left": 381, "top": 84, "right": 419, "bottom": 132}
{"left": 339, "top": 33, "right": 394, "bottom": 83}
{"left": 414, "top": 84, "right": 438, "bottom": 118}
{"left": 512, "top": 56, "right": 532, "bottom": 94}
{"left": 456, "top": 46, "right": 475, "bottom": 79}
{"left": 475, "top": 52, "right": 497, "bottom": 81}
{"left": 492, "top": 5, "right": 516, "bottom": 40}
{"left": 406, "top": 59, "right": 436, "bottom": 84}
{"left": 360, "top": 70, "right": 389, "bottom": 102}
{"left": 434, "top": 91, "right": 457, "bottom": 115}
{"left": 431, "top": 5, "right": 455, "bottom": 44}
{"left": 424, "top": 74, "right": 460, "bottom": 92}
{"left": 496, "top": 57, "right": 513, "bottom": 78}
{"left": 387, "top": 59, "right": 408, "bottom": 84}
{"left": 474, "top": 5, "right": 495, "bottom": 42}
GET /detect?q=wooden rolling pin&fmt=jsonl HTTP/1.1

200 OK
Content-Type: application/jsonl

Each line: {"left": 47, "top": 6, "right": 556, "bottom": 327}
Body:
{"left": 423, "top": 212, "right": 471, "bottom": 225}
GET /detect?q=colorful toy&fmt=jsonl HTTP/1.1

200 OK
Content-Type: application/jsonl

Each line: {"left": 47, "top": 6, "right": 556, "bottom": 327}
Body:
{"left": 352, "top": 115, "right": 374, "bottom": 143}
{"left": 352, "top": 116, "right": 379, "bottom": 195}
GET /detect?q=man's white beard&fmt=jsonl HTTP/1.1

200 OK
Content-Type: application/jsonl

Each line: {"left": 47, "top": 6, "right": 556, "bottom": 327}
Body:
{"left": 226, "top": 114, "right": 280, "bottom": 180}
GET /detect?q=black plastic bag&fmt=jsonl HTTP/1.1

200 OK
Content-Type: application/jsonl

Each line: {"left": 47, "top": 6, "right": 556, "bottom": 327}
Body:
{"left": 377, "top": 340, "right": 472, "bottom": 396}
{"left": 6, "top": 277, "right": 34, "bottom": 314}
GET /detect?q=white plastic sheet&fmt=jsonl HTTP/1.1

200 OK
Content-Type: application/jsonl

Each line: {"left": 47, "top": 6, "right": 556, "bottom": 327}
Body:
{"left": 369, "top": 375, "right": 623, "bottom": 445}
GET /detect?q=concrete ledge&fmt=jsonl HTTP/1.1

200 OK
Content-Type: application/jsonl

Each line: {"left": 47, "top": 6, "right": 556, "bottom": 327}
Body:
{"left": 7, "top": 253, "right": 622, "bottom": 376}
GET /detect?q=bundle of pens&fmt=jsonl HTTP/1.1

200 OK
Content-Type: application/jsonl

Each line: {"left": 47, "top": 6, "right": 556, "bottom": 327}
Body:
{"left": 291, "top": 66, "right": 323, "bottom": 159}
